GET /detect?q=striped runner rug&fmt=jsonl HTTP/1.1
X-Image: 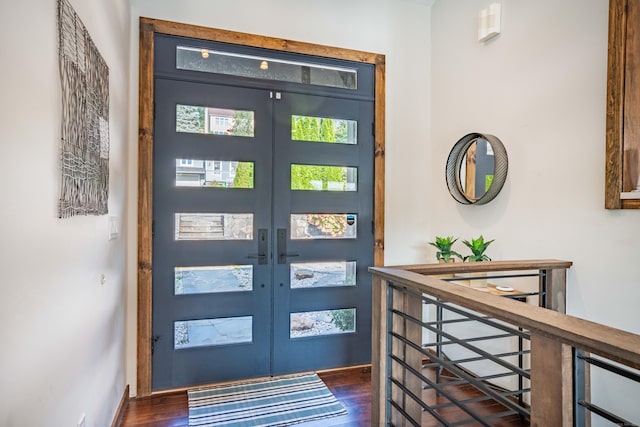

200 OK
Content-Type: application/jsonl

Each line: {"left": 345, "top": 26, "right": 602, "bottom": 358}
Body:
{"left": 187, "top": 373, "right": 347, "bottom": 427}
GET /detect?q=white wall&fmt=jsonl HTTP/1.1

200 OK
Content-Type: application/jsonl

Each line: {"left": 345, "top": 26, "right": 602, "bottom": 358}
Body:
{"left": 430, "top": 0, "right": 640, "bottom": 423}
{"left": 0, "top": 0, "right": 130, "bottom": 426}
{"left": 126, "top": 0, "right": 433, "bottom": 395}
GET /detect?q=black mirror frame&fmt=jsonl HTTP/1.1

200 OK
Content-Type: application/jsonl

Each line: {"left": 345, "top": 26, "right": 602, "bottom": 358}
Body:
{"left": 445, "top": 132, "right": 508, "bottom": 205}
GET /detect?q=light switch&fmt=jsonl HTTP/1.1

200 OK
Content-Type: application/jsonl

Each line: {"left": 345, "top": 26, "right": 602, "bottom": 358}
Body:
{"left": 108, "top": 216, "right": 119, "bottom": 240}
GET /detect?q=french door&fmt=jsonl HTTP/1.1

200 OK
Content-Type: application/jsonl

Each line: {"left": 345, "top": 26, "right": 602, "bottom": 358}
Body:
{"left": 152, "top": 78, "right": 374, "bottom": 390}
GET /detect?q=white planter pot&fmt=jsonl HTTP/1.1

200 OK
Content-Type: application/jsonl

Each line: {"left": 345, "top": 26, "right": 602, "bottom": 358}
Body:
{"left": 468, "top": 269, "right": 487, "bottom": 288}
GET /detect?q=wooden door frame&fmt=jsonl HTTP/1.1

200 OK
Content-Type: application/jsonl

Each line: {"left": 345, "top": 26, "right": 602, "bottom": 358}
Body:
{"left": 137, "top": 17, "right": 386, "bottom": 397}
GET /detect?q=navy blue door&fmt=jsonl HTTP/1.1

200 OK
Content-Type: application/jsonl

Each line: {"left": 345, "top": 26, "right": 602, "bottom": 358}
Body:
{"left": 271, "top": 92, "right": 374, "bottom": 374}
{"left": 152, "top": 79, "right": 373, "bottom": 390}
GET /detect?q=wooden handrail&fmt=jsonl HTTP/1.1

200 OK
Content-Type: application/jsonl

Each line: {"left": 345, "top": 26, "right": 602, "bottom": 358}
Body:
{"left": 369, "top": 264, "right": 640, "bottom": 371}
{"left": 390, "top": 258, "right": 573, "bottom": 275}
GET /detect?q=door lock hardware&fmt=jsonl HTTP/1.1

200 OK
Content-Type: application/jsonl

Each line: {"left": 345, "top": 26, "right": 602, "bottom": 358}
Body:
{"left": 247, "top": 229, "right": 268, "bottom": 265}
{"left": 151, "top": 335, "right": 160, "bottom": 354}
{"left": 277, "top": 228, "right": 299, "bottom": 264}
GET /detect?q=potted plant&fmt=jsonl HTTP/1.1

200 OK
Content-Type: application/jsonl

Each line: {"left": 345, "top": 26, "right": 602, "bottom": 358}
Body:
{"left": 429, "top": 236, "right": 463, "bottom": 263}
{"left": 462, "top": 235, "right": 494, "bottom": 262}
{"left": 461, "top": 235, "right": 494, "bottom": 287}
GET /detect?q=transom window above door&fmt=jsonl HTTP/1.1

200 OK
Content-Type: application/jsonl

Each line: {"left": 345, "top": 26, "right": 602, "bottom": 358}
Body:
{"left": 176, "top": 46, "right": 358, "bottom": 90}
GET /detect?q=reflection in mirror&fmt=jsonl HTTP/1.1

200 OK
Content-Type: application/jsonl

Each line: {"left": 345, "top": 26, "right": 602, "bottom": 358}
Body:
{"left": 458, "top": 139, "right": 495, "bottom": 201}
{"left": 446, "top": 133, "right": 507, "bottom": 205}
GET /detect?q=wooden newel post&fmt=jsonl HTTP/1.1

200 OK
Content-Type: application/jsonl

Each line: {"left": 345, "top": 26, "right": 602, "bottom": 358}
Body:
{"left": 390, "top": 286, "right": 423, "bottom": 426}
{"left": 371, "top": 278, "right": 423, "bottom": 426}
{"left": 544, "top": 268, "right": 568, "bottom": 313}
{"left": 530, "top": 333, "right": 573, "bottom": 427}
{"left": 371, "top": 276, "right": 387, "bottom": 426}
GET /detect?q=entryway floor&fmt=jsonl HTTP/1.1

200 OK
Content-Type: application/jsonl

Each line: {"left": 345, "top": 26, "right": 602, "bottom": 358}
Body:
{"left": 121, "top": 367, "right": 371, "bottom": 427}
{"left": 120, "top": 366, "right": 529, "bottom": 426}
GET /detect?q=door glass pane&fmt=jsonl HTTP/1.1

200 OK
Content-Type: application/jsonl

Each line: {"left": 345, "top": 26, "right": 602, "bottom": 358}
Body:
{"left": 290, "top": 214, "right": 357, "bottom": 240}
{"left": 177, "top": 46, "right": 357, "bottom": 90}
{"left": 176, "top": 104, "right": 254, "bottom": 137}
{"left": 175, "top": 316, "right": 252, "bottom": 349}
{"left": 291, "top": 115, "right": 357, "bottom": 144}
{"left": 290, "top": 262, "right": 356, "bottom": 289}
{"left": 291, "top": 164, "right": 357, "bottom": 191}
{"left": 290, "top": 309, "right": 356, "bottom": 338}
{"left": 175, "top": 265, "right": 253, "bottom": 295}
{"left": 175, "top": 213, "right": 253, "bottom": 240}
{"left": 176, "top": 159, "right": 254, "bottom": 188}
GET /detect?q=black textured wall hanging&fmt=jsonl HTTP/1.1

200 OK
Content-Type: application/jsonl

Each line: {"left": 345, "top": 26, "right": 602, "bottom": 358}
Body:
{"left": 57, "top": 0, "right": 109, "bottom": 218}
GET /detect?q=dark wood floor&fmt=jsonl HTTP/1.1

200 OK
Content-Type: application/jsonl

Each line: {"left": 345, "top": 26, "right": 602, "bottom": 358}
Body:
{"left": 121, "top": 367, "right": 371, "bottom": 427}
{"left": 120, "top": 366, "right": 528, "bottom": 426}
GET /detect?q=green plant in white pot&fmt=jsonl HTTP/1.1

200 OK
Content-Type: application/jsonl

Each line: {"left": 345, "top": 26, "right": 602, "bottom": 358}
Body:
{"left": 429, "top": 236, "right": 463, "bottom": 263}
{"left": 462, "top": 235, "right": 494, "bottom": 287}
{"left": 462, "top": 235, "right": 494, "bottom": 262}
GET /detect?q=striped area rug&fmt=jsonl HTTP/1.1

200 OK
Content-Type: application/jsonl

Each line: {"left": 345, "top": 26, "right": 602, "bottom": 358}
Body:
{"left": 187, "top": 373, "right": 347, "bottom": 427}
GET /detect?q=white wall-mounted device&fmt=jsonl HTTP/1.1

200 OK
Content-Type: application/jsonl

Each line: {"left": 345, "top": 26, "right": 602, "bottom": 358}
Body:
{"left": 478, "top": 3, "right": 501, "bottom": 42}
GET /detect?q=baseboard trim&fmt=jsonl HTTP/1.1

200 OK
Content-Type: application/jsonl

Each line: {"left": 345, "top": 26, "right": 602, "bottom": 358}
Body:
{"left": 111, "top": 384, "right": 130, "bottom": 427}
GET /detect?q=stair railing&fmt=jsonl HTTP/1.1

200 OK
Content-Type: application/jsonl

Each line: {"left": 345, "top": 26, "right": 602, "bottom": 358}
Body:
{"left": 370, "top": 260, "right": 640, "bottom": 426}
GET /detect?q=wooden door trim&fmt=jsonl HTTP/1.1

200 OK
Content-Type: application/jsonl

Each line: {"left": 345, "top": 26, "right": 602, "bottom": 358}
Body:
{"left": 605, "top": 0, "right": 640, "bottom": 209}
{"left": 137, "top": 19, "right": 154, "bottom": 397}
{"left": 137, "top": 17, "right": 386, "bottom": 396}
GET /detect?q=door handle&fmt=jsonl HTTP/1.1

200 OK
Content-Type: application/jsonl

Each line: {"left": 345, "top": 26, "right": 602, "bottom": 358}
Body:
{"left": 248, "top": 228, "right": 268, "bottom": 265}
{"left": 277, "top": 228, "right": 299, "bottom": 264}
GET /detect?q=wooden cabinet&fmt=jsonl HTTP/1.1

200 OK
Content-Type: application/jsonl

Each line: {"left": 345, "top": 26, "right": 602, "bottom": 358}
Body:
{"left": 606, "top": 0, "right": 640, "bottom": 209}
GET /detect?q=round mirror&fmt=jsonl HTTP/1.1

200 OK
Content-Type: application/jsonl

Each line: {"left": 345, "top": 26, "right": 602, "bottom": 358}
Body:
{"left": 446, "top": 133, "right": 508, "bottom": 205}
